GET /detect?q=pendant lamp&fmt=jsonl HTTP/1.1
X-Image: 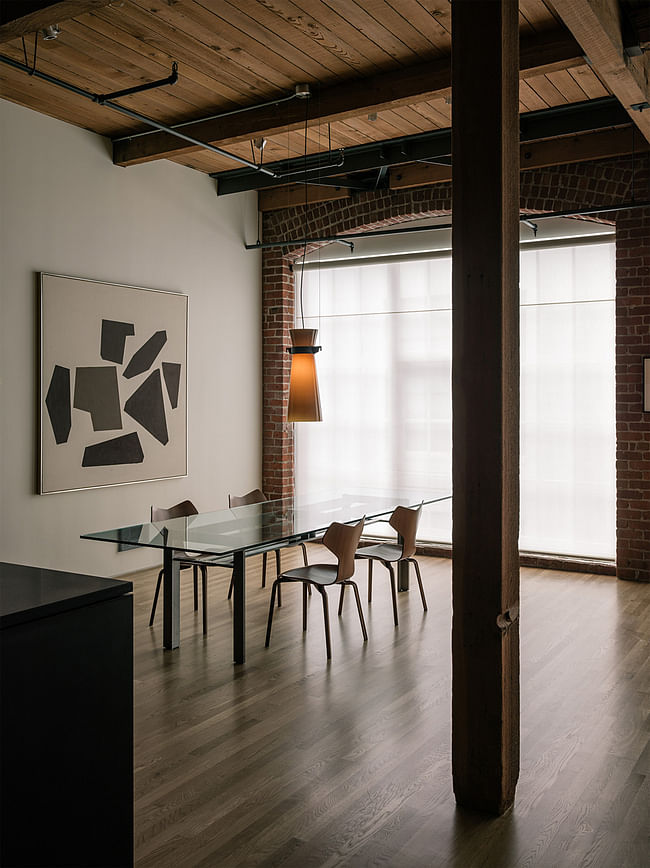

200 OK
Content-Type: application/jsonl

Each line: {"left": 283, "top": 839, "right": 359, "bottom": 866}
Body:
{"left": 287, "top": 328, "right": 322, "bottom": 421}
{"left": 286, "top": 82, "right": 323, "bottom": 422}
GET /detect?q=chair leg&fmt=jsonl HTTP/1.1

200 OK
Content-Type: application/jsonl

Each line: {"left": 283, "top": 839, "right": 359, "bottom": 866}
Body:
{"left": 262, "top": 552, "right": 267, "bottom": 588}
{"left": 347, "top": 581, "right": 368, "bottom": 641}
{"left": 149, "top": 569, "right": 163, "bottom": 626}
{"left": 265, "top": 580, "right": 280, "bottom": 647}
{"left": 410, "top": 558, "right": 428, "bottom": 611}
{"left": 338, "top": 583, "right": 346, "bottom": 616}
{"left": 303, "top": 582, "right": 308, "bottom": 631}
{"left": 193, "top": 565, "right": 199, "bottom": 611}
{"left": 368, "top": 560, "right": 373, "bottom": 602}
{"left": 201, "top": 566, "right": 208, "bottom": 634}
{"left": 317, "top": 586, "right": 332, "bottom": 659}
{"left": 300, "top": 542, "right": 309, "bottom": 566}
{"left": 275, "top": 551, "right": 283, "bottom": 607}
{"left": 387, "top": 563, "right": 399, "bottom": 626}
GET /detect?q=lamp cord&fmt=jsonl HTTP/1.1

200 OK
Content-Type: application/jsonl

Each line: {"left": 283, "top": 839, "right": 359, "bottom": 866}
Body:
{"left": 22, "top": 33, "right": 38, "bottom": 75}
{"left": 631, "top": 126, "right": 636, "bottom": 204}
{"left": 298, "top": 94, "right": 309, "bottom": 329}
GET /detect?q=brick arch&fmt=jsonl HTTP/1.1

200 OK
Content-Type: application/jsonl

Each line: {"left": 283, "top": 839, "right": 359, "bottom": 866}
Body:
{"left": 261, "top": 154, "right": 650, "bottom": 582}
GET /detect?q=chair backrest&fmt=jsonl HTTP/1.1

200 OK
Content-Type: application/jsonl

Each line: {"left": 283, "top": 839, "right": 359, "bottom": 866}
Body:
{"left": 229, "top": 488, "right": 267, "bottom": 508}
{"left": 389, "top": 504, "right": 422, "bottom": 559}
{"left": 323, "top": 517, "right": 365, "bottom": 581}
{"left": 150, "top": 500, "right": 198, "bottom": 522}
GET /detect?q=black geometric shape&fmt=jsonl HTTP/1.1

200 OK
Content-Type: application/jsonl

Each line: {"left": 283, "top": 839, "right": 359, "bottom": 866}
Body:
{"left": 73, "top": 367, "right": 122, "bottom": 431}
{"left": 124, "top": 369, "right": 168, "bottom": 445}
{"left": 162, "top": 362, "right": 181, "bottom": 409}
{"left": 45, "top": 365, "right": 71, "bottom": 444}
{"left": 82, "top": 432, "right": 144, "bottom": 467}
{"left": 101, "top": 320, "right": 135, "bottom": 364}
{"left": 123, "top": 330, "right": 167, "bottom": 379}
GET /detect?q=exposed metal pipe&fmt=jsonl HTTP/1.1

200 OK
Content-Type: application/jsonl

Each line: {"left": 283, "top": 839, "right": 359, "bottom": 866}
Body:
{"left": 112, "top": 88, "right": 302, "bottom": 143}
{"left": 245, "top": 200, "right": 650, "bottom": 250}
{"left": 0, "top": 51, "right": 278, "bottom": 178}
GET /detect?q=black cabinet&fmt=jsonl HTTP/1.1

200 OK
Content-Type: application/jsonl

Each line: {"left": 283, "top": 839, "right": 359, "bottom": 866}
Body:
{"left": 0, "top": 563, "right": 133, "bottom": 868}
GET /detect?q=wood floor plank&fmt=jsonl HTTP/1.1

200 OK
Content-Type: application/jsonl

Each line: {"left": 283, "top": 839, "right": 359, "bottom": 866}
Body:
{"left": 127, "top": 551, "right": 649, "bottom": 867}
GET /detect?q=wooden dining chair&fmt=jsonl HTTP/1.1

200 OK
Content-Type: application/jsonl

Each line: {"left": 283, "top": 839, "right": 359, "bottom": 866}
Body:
{"left": 149, "top": 500, "right": 234, "bottom": 635}
{"left": 226, "top": 488, "right": 309, "bottom": 599}
{"left": 350, "top": 504, "right": 427, "bottom": 626}
{"left": 265, "top": 518, "right": 366, "bottom": 660}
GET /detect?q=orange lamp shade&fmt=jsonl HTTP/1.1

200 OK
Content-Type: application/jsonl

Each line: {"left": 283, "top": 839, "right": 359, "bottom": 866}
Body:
{"left": 287, "top": 328, "right": 322, "bottom": 422}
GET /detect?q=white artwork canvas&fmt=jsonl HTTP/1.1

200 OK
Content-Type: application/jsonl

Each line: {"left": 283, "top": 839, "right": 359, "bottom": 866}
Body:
{"left": 40, "top": 273, "right": 187, "bottom": 494}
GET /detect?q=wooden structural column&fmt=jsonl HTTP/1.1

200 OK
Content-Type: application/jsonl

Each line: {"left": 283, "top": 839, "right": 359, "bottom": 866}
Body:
{"left": 451, "top": 0, "right": 521, "bottom": 814}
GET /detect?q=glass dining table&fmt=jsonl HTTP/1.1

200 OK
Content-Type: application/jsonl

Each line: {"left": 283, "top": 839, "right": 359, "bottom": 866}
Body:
{"left": 81, "top": 490, "right": 451, "bottom": 663}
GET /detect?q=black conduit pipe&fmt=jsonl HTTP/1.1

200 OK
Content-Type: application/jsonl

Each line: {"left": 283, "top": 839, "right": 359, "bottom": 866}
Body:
{"left": 0, "top": 52, "right": 278, "bottom": 177}
{"left": 245, "top": 200, "right": 650, "bottom": 250}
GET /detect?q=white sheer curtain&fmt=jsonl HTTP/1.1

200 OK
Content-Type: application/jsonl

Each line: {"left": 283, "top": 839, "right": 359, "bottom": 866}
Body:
{"left": 295, "top": 241, "right": 615, "bottom": 558}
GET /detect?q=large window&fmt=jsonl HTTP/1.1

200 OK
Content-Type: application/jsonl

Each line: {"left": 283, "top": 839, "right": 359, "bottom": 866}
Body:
{"left": 295, "top": 240, "right": 615, "bottom": 559}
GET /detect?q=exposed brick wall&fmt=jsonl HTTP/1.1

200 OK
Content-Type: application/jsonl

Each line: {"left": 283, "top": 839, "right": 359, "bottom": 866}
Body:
{"left": 261, "top": 155, "right": 650, "bottom": 581}
{"left": 262, "top": 250, "right": 295, "bottom": 498}
{"left": 615, "top": 161, "right": 650, "bottom": 580}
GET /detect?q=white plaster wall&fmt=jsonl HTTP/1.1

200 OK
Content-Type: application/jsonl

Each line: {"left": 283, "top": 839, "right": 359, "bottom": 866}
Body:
{"left": 0, "top": 99, "right": 262, "bottom": 576}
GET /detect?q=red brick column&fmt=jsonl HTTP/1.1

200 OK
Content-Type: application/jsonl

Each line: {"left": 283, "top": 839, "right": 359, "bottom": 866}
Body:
{"left": 261, "top": 249, "right": 295, "bottom": 499}
{"left": 616, "top": 172, "right": 650, "bottom": 581}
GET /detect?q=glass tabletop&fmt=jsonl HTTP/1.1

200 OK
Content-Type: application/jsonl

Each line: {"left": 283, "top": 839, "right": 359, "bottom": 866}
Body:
{"left": 81, "top": 490, "right": 452, "bottom": 557}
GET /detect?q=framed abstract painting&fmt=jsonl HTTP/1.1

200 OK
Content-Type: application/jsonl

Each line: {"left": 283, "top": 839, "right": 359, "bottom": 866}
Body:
{"left": 39, "top": 273, "right": 188, "bottom": 494}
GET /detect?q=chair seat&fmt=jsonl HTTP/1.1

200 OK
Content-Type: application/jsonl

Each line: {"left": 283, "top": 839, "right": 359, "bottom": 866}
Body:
{"left": 355, "top": 542, "right": 402, "bottom": 563}
{"left": 281, "top": 564, "right": 339, "bottom": 585}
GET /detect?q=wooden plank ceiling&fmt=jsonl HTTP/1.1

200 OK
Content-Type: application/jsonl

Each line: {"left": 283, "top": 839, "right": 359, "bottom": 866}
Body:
{"left": 0, "top": 0, "right": 648, "bottom": 200}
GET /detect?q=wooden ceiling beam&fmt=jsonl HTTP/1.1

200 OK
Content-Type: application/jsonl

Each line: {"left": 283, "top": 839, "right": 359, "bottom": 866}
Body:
{"left": 258, "top": 126, "right": 650, "bottom": 207}
{"left": 258, "top": 184, "right": 351, "bottom": 212}
{"left": 389, "top": 125, "right": 648, "bottom": 190}
{"left": 0, "top": 1, "right": 113, "bottom": 43}
{"left": 112, "top": 27, "right": 587, "bottom": 167}
{"left": 549, "top": 0, "right": 650, "bottom": 145}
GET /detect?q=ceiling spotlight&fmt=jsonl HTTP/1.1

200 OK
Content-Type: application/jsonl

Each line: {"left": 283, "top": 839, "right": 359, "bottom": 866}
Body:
{"left": 41, "top": 24, "right": 61, "bottom": 40}
{"left": 368, "top": 112, "right": 378, "bottom": 122}
{"left": 295, "top": 83, "right": 311, "bottom": 99}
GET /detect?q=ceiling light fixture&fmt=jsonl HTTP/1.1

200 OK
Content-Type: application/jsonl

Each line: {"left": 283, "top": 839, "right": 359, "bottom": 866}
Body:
{"left": 287, "top": 83, "right": 323, "bottom": 422}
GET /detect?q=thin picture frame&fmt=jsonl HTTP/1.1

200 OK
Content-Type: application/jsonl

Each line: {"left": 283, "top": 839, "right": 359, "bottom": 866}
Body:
{"left": 39, "top": 272, "right": 188, "bottom": 494}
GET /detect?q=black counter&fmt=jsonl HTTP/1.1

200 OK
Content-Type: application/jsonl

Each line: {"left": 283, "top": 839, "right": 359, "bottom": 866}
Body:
{"left": 1, "top": 562, "right": 133, "bottom": 868}
{"left": 0, "top": 561, "right": 133, "bottom": 627}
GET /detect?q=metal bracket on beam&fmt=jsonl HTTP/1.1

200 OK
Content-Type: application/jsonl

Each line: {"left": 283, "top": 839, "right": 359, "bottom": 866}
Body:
{"left": 95, "top": 62, "right": 178, "bottom": 104}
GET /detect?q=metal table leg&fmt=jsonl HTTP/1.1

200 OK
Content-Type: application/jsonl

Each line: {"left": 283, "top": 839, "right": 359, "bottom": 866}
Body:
{"left": 233, "top": 550, "right": 246, "bottom": 664}
{"left": 163, "top": 547, "right": 180, "bottom": 649}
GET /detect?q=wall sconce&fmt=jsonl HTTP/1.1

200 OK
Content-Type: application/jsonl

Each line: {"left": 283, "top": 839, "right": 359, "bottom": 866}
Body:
{"left": 287, "top": 328, "right": 322, "bottom": 422}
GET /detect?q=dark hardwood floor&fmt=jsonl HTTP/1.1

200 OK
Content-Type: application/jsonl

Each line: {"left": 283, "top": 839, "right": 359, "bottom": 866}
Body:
{"left": 129, "top": 548, "right": 649, "bottom": 867}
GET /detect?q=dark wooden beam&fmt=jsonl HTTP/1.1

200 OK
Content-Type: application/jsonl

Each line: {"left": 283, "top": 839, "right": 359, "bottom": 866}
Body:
{"left": 258, "top": 184, "right": 351, "bottom": 212}
{"left": 0, "top": 1, "right": 112, "bottom": 43}
{"left": 451, "top": 0, "right": 520, "bottom": 815}
{"left": 113, "top": 27, "right": 585, "bottom": 167}
{"left": 217, "top": 98, "right": 630, "bottom": 196}
{"left": 551, "top": 0, "right": 650, "bottom": 145}
{"left": 390, "top": 125, "right": 648, "bottom": 190}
